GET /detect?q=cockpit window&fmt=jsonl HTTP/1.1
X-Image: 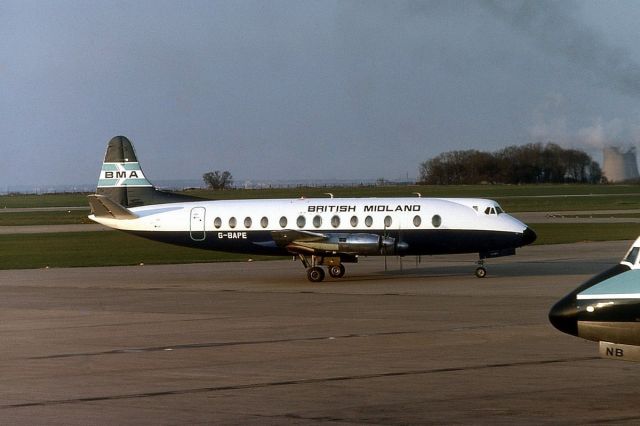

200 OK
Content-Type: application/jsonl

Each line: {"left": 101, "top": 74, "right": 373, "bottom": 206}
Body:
{"left": 484, "top": 207, "right": 491, "bottom": 215}
{"left": 624, "top": 246, "right": 640, "bottom": 265}
{"left": 495, "top": 206, "right": 504, "bottom": 214}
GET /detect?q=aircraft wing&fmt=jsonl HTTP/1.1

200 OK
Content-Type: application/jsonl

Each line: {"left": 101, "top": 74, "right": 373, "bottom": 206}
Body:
{"left": 271, "top": 229, "right": 396, "bottom": 256}
{"left": 271, "top": 229, "right": 329, "bottom": 254}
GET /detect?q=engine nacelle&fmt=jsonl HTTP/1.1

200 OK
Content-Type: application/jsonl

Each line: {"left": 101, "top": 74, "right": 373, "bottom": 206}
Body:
{"left": 334, "top": 233, "right": 395, "bottom": 255}
{"left": 286, "top": 233, "right": 409, "bottom": 256}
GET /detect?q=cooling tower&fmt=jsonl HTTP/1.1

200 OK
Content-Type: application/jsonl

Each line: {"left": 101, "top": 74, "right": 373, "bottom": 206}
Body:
{"left": 603, "top": 147, "right": 640, "bottom": 182}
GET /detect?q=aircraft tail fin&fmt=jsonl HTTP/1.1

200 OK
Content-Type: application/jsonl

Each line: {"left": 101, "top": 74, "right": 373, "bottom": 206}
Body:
{"left": 96, "top": 136, "right": 202, "bottom": 207}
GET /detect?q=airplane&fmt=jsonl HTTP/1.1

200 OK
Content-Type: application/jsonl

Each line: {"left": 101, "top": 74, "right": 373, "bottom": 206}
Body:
{"left": 549, "top": 236, "right": 640, "bottom": 361}
{"left": 88, "top": 136, "right": 537, "bottom": 282}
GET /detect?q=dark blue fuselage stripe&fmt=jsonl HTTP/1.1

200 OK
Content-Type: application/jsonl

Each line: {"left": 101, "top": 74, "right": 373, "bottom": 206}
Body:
{"left": 123, "top": 228, "right": 528, "bottom": 256}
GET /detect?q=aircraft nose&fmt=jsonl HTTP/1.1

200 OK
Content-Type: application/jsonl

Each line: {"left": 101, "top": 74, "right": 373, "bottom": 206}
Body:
{"left": 548, "top": 294, "right": 579, "bottom": 337}
{"left": 521, "top": 227, "right": 537, "bottom": 246}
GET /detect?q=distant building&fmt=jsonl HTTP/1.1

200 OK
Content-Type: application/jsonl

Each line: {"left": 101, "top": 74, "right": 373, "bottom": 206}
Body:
{"left": 603, "top": 147, "right": 639, "bottom": 182}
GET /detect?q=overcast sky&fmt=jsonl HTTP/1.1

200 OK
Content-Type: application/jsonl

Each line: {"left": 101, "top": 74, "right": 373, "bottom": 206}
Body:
{"left": 4, "top": 0, "right": 640, "bottom": 188}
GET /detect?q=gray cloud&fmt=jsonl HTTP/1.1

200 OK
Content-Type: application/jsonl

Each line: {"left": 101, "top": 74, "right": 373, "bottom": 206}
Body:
{"left": 481, "top": 0, "right": 640, "bottom": 98}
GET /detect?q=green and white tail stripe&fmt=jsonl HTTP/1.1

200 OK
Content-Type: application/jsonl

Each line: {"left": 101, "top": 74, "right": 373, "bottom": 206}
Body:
{"left": 98, "top": 162, "right": 152, "bottom": 187}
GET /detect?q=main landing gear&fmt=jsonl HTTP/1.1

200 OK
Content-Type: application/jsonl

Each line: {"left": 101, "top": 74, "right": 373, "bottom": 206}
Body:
{"left": 306, "top": 266, "right": 325, "bottom": 282}
{"left": 328, "top": 264, "right": 346, "bottom": 278}
{"left": 298, "top": 254, "right": 349, "bottom": 283}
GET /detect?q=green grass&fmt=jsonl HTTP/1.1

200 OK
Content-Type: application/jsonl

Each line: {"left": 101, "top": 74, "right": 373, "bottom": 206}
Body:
{"left": 185, "top": 183, "right": 640, "bottom": 200}
{"left": 0, "top": 210, "right": 92, "bottom": 226}
{"left": 193, "top": 185, "right": 640, "bottom": 212}
{"left": 2, "top": 184, "right": 640, "bottom": 270}
{"left": 0, "top": 223, "right": 637, "bottom": 270}
{"left": 531, "top": 223, "right": 640, "bottom": 245}
{"left": 4, "top": 184, "right": 640, "bottom": 209}
{"left": 0, "top": 193, "right": 91, "bottom": 208}
{"left": 497, "top": 194, "right": 640, "bottom": 212}
{"left": 0, "top": 232, "right": 279, "bottom": 270}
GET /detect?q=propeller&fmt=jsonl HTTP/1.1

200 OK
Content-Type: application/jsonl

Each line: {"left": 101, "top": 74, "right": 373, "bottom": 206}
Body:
{"left": 381, "top": 218, "right": 396, "bottom": 272}
{"left": 398, "top": 223, "right": 403, "bottom": 273}
{"left": 383, "top": 222, "right": 388, "bottom": 272}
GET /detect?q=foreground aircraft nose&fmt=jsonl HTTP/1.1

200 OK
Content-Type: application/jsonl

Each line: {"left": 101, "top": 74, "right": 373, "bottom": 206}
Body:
{"left": 522, "top": 227, "right": 537, "bottom": 246}
{"left": 548, "top": 264, "right": 632, "bottom": 340}
{"left": 549, "top": 294, "right": 579, "bottom": 337}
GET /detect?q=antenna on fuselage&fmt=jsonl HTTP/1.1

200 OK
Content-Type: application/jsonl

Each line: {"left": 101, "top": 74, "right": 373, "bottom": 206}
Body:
{"left": 324, "top": 193, "right": 334, "bottom": 199}
{"left": 412, "top": 192, "right": 422, "bottom": 198}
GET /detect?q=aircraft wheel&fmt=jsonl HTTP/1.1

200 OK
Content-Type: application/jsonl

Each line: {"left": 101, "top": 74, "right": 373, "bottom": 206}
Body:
{"left": 328, "top": 264, "right": 346, "bottom": 279}
{"left": 307, "top": 267, "right": 325, "bottom": 282}
{"left": 475, "top": 266, "right": 487, "bottom": 278}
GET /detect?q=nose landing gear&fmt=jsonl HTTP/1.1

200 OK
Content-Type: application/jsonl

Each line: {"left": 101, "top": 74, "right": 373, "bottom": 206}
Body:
{"left": 475, "top": 259, "right": 487, "bottom": 278}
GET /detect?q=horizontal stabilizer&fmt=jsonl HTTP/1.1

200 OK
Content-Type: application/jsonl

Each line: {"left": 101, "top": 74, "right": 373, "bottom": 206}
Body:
{"left": 88, "top": 194, "right": 138, "bottom": 220}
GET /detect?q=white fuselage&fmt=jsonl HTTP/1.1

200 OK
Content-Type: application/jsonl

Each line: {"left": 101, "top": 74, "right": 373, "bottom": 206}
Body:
{"left": 91, "top": 197, "right": 523, "bottom": 234}
{"left": 90, "top": 196, "right": 530, "bottom": 257}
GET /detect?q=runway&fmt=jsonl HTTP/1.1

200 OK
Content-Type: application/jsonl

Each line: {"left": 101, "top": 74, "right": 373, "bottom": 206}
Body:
{"left": 1, "top": 241, "right": 638, "bottom": 424}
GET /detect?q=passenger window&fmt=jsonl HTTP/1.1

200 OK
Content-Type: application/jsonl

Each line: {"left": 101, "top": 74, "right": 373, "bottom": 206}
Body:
{"left": 214, "top": 217, "right": 222, "bottom": 229}
{"left": 244, "top": 217, "right": 252, "bottom": 228}
{"left": 260, "top": 217, "right": 268, "bottom": 228}
{"left": 331, "top": 215, "right": 340, "bottom": 228}
{"left": 229, "top": 217, "right": 237, "bottom": 228}
{"left": 297, "top": 215, "right": 306, "bottom": 228}
{"left": 432, "top": 215, "right": 442, "bottom": 228}
{"left": 384, "top": 216, "right": 392, "bottom": 228}
{"left": 350, "top": 216, "right": 358, "bottom": 227}
{"left": 365, "top": 216, "right": 373, "bottom": 227}
{"left": 313, "top": 215, "right": 322, "bottom": 228}
{"left": 413, "top": 215, "right": 421, "bottom": 227}
{"left": 279, "top": 216, "right": 288, "bottom": 228}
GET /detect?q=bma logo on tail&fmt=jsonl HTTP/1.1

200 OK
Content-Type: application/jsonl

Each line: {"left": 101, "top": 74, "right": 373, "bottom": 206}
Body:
{"left": 98, "top": 162, "right": 152, "bottom": 188}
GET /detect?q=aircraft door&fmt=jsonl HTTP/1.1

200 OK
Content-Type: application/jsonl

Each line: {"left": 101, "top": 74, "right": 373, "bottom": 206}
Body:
{"left": 190, "top": 207, "right": 206, "bottom": 241}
